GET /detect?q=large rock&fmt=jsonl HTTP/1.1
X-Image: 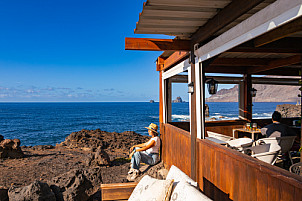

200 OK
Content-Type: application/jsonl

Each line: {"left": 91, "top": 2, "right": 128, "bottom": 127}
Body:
{"left": 49, "top": 167, "right": 102, "bottom": 201}
{"left": 58, "top": 129, "right": 149, "bottom": 159}
{"left": 0, "top": 138, "right": 24, "bottom": 159}
{"left": 86, "top": 147, "right": 110, "bottom": 166}
{"left": 8, "top": 181, "right": 56, "bottom": 201}
{"left": 276, "top": 104, "right": 301, "bottom": 118}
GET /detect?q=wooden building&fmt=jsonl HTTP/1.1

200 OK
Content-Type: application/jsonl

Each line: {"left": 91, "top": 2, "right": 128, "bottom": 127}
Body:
{"left": 124, "top": 0, "right": 302, "bottom": 200}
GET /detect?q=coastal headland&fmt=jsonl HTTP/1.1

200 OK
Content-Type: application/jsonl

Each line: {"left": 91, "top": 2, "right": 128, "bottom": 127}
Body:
{"left": 0, "top": 129, "right": 164, "bottom": 200}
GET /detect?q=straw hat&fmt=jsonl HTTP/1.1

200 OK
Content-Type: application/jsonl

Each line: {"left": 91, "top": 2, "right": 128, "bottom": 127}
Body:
{"left": 145, "top": 123, "right": 158, "bottom": 134}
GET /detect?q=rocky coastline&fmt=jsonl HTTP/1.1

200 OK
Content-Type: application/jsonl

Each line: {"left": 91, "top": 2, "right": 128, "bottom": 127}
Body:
{"left": 0, "top": 129, "right": 164, "bottom": 201}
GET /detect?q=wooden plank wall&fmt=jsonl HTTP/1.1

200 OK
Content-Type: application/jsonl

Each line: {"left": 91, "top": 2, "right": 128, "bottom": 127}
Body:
{"left": 161, "top": 122, "right": 302, "bottom": 201}
{"left": 161, "top": 123, "right": 191, "bottom": 176}
{"left": 197, "top": 139, "right": 302, "bottom": 201}
{"left": 205, "top": 120, "right": 246, "bottom": 137}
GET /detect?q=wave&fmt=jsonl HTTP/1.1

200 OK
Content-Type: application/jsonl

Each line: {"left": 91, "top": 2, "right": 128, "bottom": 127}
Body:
{"left": 172, "top": 114, "right": 190, "bottom": 121}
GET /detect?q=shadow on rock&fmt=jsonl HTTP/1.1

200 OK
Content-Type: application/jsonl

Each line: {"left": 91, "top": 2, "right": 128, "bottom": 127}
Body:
{"left": 49, "top": 167, "right": 102, "bottom": 201}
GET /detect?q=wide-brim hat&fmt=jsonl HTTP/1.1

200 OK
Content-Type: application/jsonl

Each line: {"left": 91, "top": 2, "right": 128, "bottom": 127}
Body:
{"left": 145, "top": 123, "right": 158, "bottom": 134}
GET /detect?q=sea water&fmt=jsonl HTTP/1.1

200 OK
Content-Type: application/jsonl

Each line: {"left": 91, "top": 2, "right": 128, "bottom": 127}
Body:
{"left": 0, "top": 102, "right": 294, "bottom": 146}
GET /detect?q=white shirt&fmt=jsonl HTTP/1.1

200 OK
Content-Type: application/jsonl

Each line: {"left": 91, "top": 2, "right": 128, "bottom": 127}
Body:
{"left": 146, "top": 136, "right": 160, "bottom": 154}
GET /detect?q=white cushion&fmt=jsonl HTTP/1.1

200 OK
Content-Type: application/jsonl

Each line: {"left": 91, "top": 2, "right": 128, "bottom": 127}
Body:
{"left": 166, "top": 165, "right": 198, "bottom": 187}
{"left": 170, "top": 181, "right": 212, "bottom": 201}
{"left": 128, "top": 175, "right": 174, "bottom": 201}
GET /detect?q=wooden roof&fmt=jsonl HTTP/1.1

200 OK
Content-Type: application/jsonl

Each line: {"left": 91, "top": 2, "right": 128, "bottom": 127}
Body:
{"left": 135, "top": 0, "right": 276, "bottom": 40}
{"left": 128, "top": 0, "right": 302, "bottom": 77}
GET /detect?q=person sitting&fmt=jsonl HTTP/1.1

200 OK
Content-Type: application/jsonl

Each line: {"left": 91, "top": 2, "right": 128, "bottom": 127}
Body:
{"left": 261, "top": 111, "right": 296, "bottom": 138}
{"left": 127, "top": 123, "right": 160, "bottom": 181}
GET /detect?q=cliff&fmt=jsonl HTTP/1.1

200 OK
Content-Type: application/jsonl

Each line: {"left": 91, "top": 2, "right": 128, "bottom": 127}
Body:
{"left": 206, "top": 84, "right": 300, "bottom": 102}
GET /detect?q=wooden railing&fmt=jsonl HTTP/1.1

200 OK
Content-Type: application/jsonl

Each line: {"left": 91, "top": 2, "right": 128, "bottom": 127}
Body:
{"left": 205, "top": 120, "right": 246, "bottom": 137}
{"left": 160, "top": 123, "right": 191, "bottom": 176}
{"left": 161, "top": 122, "right": 302, "bottom": 201}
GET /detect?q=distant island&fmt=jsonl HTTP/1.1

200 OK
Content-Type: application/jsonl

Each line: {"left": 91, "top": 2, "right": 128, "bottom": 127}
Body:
{"left": 149, "top": 100, "right": 155, "bottom": 103}
{"left": 206, "top": 84, "right": 300, "bottom": 102}
{"left": 172, "top": 96, "right": 186, "bottom": 103}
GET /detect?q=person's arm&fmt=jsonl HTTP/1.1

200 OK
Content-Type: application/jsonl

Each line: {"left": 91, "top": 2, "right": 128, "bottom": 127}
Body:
{"left": 130, "top": 142, "right": 147, "bottom": 152}
{"left": 136, "top": 140, "right": 155, "bottom": 152}
{"left": 129, "top": 139, "right": 156, "bottom": 158}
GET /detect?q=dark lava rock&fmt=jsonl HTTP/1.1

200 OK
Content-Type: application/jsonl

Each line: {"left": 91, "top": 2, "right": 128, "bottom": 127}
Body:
{"left": 32, "top": 145, "right": 55, "bottom": 151}
{"left": 8, "top": 181, "right": 56, "bottom": 201}
{"left": 58, "top": 129, "right": 150, "bottom": 159}
{"left": 0, "top": 135, "right": 4, "bottom": 143}
{"left": 86, "top": 147, "right": 110, "bottom": 166}
{"left": 0, "top": 138, "right": 24, "bottom": 159}
{"left": 0, "top": 186, "right": 8, "bottom": 201}
{"left": 276, "top": 104, "right": 301, "bottom": 118}
{"left": 49, "top": 167, "right": 102, "bottom": 201}
{"left": 134, "top": 161, "right": 165, "bottom": 182}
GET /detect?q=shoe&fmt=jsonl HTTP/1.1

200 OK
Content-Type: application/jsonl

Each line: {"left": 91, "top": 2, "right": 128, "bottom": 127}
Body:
{"left": 128, "top": 167, "right": 135, "bottom": 174}
{"left": 127, "top": 169, "right": 140, "bottom": 181}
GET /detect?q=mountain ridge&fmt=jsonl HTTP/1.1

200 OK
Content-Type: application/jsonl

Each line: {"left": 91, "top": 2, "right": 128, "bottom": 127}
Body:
{"left": 206, "top": 84, "right": 300, "bottom": 102}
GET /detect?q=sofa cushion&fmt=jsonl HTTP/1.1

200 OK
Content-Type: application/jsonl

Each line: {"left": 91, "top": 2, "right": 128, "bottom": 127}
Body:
{"left": 128, "top": 175, "right": 174, "bottom": 201}
{"left": 166, "top": 165, "right": 198, "bottom": 187}
{"left": 170, "top": 181, "right": 212, "bottom": 201}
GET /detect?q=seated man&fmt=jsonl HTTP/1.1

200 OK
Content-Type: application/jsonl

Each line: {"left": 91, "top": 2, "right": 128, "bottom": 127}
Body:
{"left": 261, "top": 111, "right": 296, "bottom": 138}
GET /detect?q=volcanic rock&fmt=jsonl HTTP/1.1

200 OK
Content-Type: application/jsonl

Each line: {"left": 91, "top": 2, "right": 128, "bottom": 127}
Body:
{"left": 49, "top": 167, "right": 102, "bottom": 201}
{"left": 8, "top": 181, "right": 56, "bottom": 201}
{"left": 0, "top": 135, "right": 4, "bottom": 142}
{"left": 0, "top": 138, "right": 24, "bottom": 159}
{"left": 0, "top": 186, "right": 8, "bottom": 201}
{"left": 59, "top": 129, "right": 150, "bottom": 159}
{"left": 86, "top": 147, "right": 110, "bottom": 166}
{"left": 276, "top": 104, "right": 301, "bottom": 118}
{"left": 134, "top": 161, "right": 166, "bottom": 182}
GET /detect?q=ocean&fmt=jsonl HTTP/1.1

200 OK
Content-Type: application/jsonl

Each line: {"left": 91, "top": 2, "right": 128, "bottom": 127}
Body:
{"left": 0, "top": 102, "right": 294, "bottom": 146}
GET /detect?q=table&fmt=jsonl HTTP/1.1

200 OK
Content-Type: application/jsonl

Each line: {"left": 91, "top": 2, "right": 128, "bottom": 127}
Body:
{"left": 205, "top": 137, "right": 227, "bottom": 145}
{"left": 232, "top": 128, "right": 262, "bottom": 140}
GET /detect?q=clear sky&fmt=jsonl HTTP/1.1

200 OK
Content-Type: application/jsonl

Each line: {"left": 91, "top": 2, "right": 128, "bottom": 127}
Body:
{"left": 0, "top": 0, "right": 232, "bottom": 102}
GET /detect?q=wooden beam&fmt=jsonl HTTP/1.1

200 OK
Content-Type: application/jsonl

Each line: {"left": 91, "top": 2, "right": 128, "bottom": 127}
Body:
{"left": 191, "top": 0, "right": 265, "bottom": 45}
{"left": 156, "top": 57, "right": 165, "bottom": 71}
{"left": 254, "top": 17, "right": 302, "bottom": 47}
{"left": 228, "top": 38, "right": 302, "bottom": 54}
{"left": 248, "top": 55, "right": 302, "bottom": 74}
{"left": 170, "top": 75, "right": 188, "bottom": 83}
{"left": 101, "top": 183, "right": 137, "bottom": 201}
{"left": 254, "top": 68, "right": 300, "bottom": 76}
{"left": 211, "top": 58, "right": 270, "bottom": 67}
{"left": 125, "top": 38, "right": 190, "bottom": 51}
{"left": 163, "top": 51, "right": 189, "bottom": 70}
{"left": 205, "top": 66, "right": 248, "bottom": 74}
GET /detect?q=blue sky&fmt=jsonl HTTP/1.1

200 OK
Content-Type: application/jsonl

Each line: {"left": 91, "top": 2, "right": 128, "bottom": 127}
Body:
{"left": 0, "top": 0, "right": 231, "bottom": 102}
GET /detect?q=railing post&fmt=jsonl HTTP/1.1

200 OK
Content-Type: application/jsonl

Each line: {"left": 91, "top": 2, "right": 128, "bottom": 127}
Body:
{"left": 189, "top": 50, "right": 197, "bottom": 181}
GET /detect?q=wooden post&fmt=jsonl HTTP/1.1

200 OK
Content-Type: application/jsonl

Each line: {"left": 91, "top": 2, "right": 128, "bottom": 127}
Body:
{"left": 166, "top": 79, "right": 172, "bottom": 123}
{"left": 239, "top": 74, "right": 252, "bottom": 121}
{"left": 190, "top": 51, "right": 197, "bottom": 181}
{"left": 159, "top": 71, "right": 163, "bottom": 124}
{"left": 300, "top": 61, "right": 302, "bottom": 162}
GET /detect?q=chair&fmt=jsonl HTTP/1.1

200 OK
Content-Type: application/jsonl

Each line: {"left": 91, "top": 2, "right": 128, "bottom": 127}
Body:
{"left": 246, "top": 143, "right": 281, "bottom": 165}
{"left": 227, "top": 138, "right": 253, "bottom": 151}
{"left": 207, "top": 131, "right": 234, "bottom": 141}
{"left": 289, "top": 162, "right": 302, "bottom": 176}
{"left": 257, "top": 136, "right": 296, "bottom": 165}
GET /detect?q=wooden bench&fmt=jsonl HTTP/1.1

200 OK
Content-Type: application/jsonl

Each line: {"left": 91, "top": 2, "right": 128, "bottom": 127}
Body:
{"left": 101, "top": 182, "right": 138, "bottom": 201}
